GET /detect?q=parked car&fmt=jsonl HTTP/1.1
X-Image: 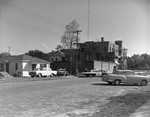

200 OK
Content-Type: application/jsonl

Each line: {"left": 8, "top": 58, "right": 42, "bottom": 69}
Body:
{"left": 135, "top": 71, "right": 147, "bottom": 76}
{"left": 102, "top": 70, "right": 150, "bottom": 86}
{"left": 57, "top": 68, "right": 69, "bottom": 76}
{"left": 100, "top": 70, "right": 112, "bottom": 76}
{"left": 79, "top": 70, "right": 102, "bottom": 77}
{"left": 29, "top": 68, "right": 57, "bottom": 77}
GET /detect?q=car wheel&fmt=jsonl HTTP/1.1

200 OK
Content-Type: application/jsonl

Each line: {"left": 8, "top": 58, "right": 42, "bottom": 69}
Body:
{"left": 114, "top": 80, "right": 120, "bottom": 85}
{"left": 50, "top": 73, "right": 54, "bottom": 77}
{"left": 140, "top": 80, "right": 147, "bottom": 86}
{"left": 38, "top": 73, "right": 42, "bottom": 77}
{"left": 31, "top": 75, "right": 34, "bottom": 78}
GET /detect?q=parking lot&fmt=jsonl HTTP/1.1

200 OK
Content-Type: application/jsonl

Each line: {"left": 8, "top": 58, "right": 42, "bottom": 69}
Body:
{"left": 0, "top": 76, "right": 144, "bottom": 117}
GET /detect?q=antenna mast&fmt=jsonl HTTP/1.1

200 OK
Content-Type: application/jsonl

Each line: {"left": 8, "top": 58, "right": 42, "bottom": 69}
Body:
{"left": 87, "top": 0, "right": 90, "bottom": 41}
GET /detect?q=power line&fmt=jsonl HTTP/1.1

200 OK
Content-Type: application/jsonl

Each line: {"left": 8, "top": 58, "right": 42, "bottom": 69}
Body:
{"left": 1, "top": 17, "right": 62, "bottom": 36}
{"left": 82, "top": 31, "right": 99, "bottom": 41}
{"left": 1, "top": 1, "right": 66, "bottom": 28}
{"left": 1, "top": 1, "right": 101, "bottom": 43}
{"left": 0, "top": 17, "right": 62, "bottom": 37}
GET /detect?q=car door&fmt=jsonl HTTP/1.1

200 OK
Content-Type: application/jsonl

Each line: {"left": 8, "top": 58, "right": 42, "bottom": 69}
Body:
{"left": 42, "top": 68, "right": 48, "bottom": 76}
{"left": 125, "top": 71, "right": 138, "bottom": 83}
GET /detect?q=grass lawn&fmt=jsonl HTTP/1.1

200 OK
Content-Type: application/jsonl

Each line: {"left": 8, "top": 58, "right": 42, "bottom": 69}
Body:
{"left": 91, "top": 85, "right": 150, "bottom": 117}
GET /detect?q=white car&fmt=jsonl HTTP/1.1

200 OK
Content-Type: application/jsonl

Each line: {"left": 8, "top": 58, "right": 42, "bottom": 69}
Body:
{"left": 29, "top": 68, "right": 57, "bottom": 77}
{"left": 79, "top": 70, "right": 102, "bottom": 77}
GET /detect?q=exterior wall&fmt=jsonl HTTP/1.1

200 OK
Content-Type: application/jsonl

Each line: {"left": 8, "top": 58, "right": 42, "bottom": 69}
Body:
{"left": 0, "top": 61, "right": 22, "bottom": 76}
{"left": 108, "top": 42, "right": 119, "bottom": 56}
{"left": 22, "top": 62, "right": 50, "bottom": 77}
{"left": 51, "top": 60, "right": 116, "bottom": 75}
{"left": 94, "top": 61, "right": 116, "bottom": 72}
{"left": 0, "top": 55, "right": 51, "bottom": 77}
{"left": 9, "top": 61, "right": 22, "bottom": 76}
{"left": 121, "top": 48, "right": 127, "bottom": 57}
{"left": 51, "top": 61, "right": 73, "bottom": 74}
{"left": 22, "top": 62, "right": 32, "bottom": 77}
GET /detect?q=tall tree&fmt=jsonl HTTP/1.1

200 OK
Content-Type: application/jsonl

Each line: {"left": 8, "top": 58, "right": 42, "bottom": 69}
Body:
{"left": 61, "top": 19, "right": 79, "bottom": 49}
{"left": 58, "top": 19, "right": 80, "bottom": 74}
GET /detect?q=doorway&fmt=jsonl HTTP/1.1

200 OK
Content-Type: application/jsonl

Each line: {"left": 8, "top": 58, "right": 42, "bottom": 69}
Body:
{"left": 6, "top": 62, "right": 9, "bottom": 73}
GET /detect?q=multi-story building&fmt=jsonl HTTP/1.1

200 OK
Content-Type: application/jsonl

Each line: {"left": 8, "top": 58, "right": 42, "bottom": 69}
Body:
{"left": 49, "top": 37, "right": 128, "bottom": 74}
{"left": 78, "top": 37, "right": 127, "bottom": 68}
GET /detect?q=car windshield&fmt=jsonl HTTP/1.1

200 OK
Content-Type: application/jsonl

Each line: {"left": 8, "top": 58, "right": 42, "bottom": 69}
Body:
{"left": 113, "top": 70, "right": 135, "bottom": 75}
{"left": 36, "top": 68, "right": 43, "bottom": 71}
{"left": 126, "top": 71, "right": 135, "bottom": 75}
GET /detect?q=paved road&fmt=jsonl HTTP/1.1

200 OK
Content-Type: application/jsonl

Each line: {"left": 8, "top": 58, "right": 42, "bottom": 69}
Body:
{"left": 0, "top": 77, "right": 138, "bottom": 117}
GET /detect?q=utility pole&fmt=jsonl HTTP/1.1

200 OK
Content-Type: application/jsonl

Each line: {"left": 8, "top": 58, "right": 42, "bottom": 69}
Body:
{"left": 73, "top": 30, "right": 82, "bottom": 76}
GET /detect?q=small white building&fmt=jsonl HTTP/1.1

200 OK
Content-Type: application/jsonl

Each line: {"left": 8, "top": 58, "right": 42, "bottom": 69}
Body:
{"left": 0, "top": 54, "right": 51, "bottom": 77}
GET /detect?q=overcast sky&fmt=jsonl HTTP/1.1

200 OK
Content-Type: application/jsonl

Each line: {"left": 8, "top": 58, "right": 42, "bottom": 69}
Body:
{"left": 0, "top": 0, "right": 150, "bottom": 56}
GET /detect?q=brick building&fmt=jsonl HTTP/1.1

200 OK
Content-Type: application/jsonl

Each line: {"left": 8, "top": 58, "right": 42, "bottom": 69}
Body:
{"left": 78, "top": 37, "right": 127, "bottom": 69}
{"left": 49, "top": 37, "right": 127, "bottom": 74}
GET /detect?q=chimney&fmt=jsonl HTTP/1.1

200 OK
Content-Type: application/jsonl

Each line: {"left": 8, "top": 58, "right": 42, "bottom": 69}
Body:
{"left": 115, "top": 40, "right": 122, "bottom": 48}
{"left": 101, "top": 37, "right": 104, "bottom": 42}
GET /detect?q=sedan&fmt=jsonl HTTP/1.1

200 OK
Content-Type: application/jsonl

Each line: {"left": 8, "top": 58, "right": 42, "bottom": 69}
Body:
{"left": 102, "top": 70, "right": 150, "bottom": 86}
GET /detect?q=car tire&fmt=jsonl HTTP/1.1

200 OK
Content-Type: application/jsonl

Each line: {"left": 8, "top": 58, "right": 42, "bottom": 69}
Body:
{"left": 140, "top": 80, "right": 147, "bottom": 86}
{"left": 50, "top": 73, "right": 54, "bottom": 77}
{"left": 38, "top": 73, "right": 42, "bottom": 77}
{"left": 114, "top": 80, "right": 120, "bottom": 85}
{"left": 31, "top": 75, "right": 34, "bottom": 78}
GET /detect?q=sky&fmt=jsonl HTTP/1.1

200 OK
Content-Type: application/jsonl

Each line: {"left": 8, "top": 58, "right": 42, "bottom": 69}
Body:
{"left": 0, "top": 0, "right": 150, "bottom": 57}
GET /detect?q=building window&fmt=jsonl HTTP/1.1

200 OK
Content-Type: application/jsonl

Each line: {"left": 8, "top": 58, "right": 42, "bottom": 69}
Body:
{"left": 0, "top": 63, "right": 4, "bottom": 71}
{"left": 56, "top": 58, "right": 57, "bottom": 61}
{"left": 110, "top": 47, "right": 111, "bottom": 52}
{"left": 81, "top": 47, "right": 85, "bottom": 52}
{"left": 51, "top": 58, "right": 53, "bottom": 61}
{"left": 15, "top": 63, "right": 18, "bottom": 70}
{"left": 87, "top": 55, "right": 90, "bottom": 61}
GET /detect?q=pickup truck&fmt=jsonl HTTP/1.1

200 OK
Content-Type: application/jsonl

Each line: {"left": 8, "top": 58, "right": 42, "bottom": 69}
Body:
{"left": 79, "top": 70, "right": 102, "bottom": 77}
{"left": 29, "top": 68, "right": 57, "bottom": 77}
{"left": 102, "top": 70, "right": 150, "bottom": 86}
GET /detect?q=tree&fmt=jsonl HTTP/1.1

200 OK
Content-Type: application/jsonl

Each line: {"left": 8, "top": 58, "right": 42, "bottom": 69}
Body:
{"left": 61, "top": 19, "right": 79, "bottom": 49}
{"left": 127, "top": 53, "right": 150, "bottom": 70}
{"left": 57, "top": 19, "right": 80, "bottom": 75}
{"left": 25, "top": 50, "right": 49, "bottom": 61}
{"left": 0, "top": 52, "right": 11, "bottom": 58}
{"left": 55, "top": 45, "right": 62, "bottom": 51}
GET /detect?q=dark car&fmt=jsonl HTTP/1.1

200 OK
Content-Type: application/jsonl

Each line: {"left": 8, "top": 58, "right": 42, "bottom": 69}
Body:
{"left": 57, "top": 68, "right": 69, "bottom": 76}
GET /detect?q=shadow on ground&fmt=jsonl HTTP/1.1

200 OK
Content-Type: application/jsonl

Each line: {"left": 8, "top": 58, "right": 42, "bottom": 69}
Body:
{"left": 91, "top": 82, "right": 139, "bottom": 86}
